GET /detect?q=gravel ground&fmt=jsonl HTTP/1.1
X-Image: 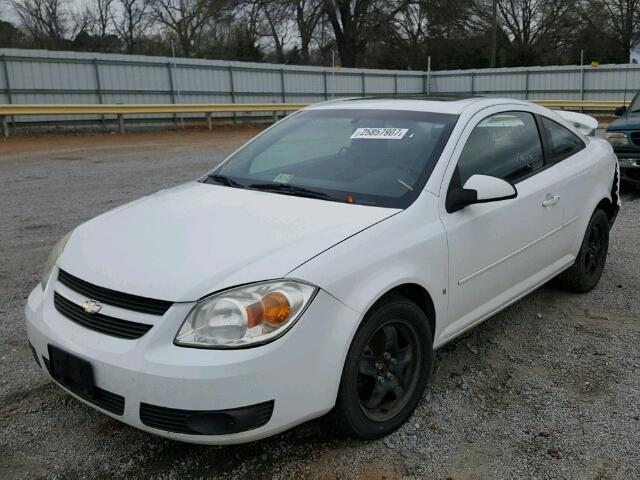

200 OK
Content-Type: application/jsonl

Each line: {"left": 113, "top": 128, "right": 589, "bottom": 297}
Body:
{"left": 1, "top": 128, "right": 639, "bottom": 479}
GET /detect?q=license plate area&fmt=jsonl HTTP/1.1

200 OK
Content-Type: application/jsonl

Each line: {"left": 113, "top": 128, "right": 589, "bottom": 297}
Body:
{"left": 48, "top": 345, "right": 95, "bottom": 397}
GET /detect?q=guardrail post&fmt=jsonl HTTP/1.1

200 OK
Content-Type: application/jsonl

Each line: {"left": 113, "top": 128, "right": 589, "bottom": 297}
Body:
{"left": 93, "top": 58, "right": 106, "bottom": 128}
{"left": 280, "top": 68, "right": 286, "bottom": 103}
{"left": 323, "top": 70, "right": 328, "bottom": 100}
{"left": 206, "top": 112, "right": 212, "bottom": 130}
{"left": 167, "top": 62, "right": 178, "bottom": 127}
{"left": 1, "top": 54, "right": 14, "bottom": 128}
{"left": 118, "top": 114, "right": 125, "bottom": 134}
{"left": 1, "top": 116, "right": 8, "bottom": 137}
{"left": 280, "top": 68, "right": 286, "bottom": 120}
{"left": 580, "top": 64, "right": 585, "bottom": 112}
{"left": 470, "top": 71, "right": 475, "bottom": 95}
{"left": 426, "top": 56, "right": 432, "bottom": 94}
{"left": 524, "top": 69, "right": 529, "bottom": 99}
{"left": 361, "top": 71, "right": 366, "bottom": 96}
{"left": 228, "top": 66, "right": 236, "bottom": 124}
{"left": 394, "top": 73, "right": 398, "bottom": 97}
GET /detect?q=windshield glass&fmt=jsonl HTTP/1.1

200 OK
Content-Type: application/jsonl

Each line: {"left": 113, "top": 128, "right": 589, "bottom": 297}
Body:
{"left": 207, "top": 108, "right": 458, "bottom": 208}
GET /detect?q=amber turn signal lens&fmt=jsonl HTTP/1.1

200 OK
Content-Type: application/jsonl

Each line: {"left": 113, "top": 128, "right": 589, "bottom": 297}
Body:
{"left": 246, "top": 291, "right": 291, "bottom": 328}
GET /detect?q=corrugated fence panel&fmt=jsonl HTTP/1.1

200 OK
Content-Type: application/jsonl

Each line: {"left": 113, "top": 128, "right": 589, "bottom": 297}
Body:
{"left": 364, "top": 75, "right": 395, "bottom": 95}
{"left": 431, "top": 72, "right": 470, "bottom": 94}
{"left": 397, "top": 74, "right": 423, "bottom": 94}
{"left": 1, "top": 48, "right": 639, "bottom": 127}
{"left": 283, "top": 71, "right": 323, "bottom": 97}
{"left": 101, "top": 62, "right": 170, "bottom": 94}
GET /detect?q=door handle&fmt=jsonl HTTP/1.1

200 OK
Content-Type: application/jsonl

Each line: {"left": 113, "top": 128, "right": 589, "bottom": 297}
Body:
{"left": 542, "top": 194, "right": 560, "bottom": 207}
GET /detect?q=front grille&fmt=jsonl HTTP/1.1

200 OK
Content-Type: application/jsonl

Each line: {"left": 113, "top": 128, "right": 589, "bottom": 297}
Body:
{"left": 629, "top": 131, "right": 640, "bottom": 147}
{"left": 43, "top": 357, "right": 125, "bottom": 415}
{"left": 58, "top": 269, "right": 172, "bottom": 316}
{"left": 54, "top": 292, "right": 153, "bottom": 340}
{"left": 140, "top": 401, "right": 275, "bottom": 435}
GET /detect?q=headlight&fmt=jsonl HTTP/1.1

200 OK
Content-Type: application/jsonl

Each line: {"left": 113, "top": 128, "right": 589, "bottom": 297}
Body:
{"left": 605, "top": 132, "right": 629, "bottom": 146}
{"left": 175, "top": 280, "right": 317, "bottom": 349}
{"left": 41, "top": 231, "right": 72, "bottom": 290}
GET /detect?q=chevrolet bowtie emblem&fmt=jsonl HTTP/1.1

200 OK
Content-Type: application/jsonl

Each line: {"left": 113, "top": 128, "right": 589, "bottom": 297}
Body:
{"left": 82, "top": 300, "right": 102, "bottom": 314}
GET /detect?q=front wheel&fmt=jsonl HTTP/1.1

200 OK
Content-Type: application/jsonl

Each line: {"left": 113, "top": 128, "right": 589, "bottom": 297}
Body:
{"left": 333, "top": 295, "right": 433, "bottom": 440}
{"left": 555, "top": 208, "right": 610, "bottom": 293}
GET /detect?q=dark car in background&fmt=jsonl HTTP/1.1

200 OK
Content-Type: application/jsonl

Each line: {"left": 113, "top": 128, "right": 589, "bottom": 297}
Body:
{"left": 605, "top": 93, "right": 640, "bottom": 186}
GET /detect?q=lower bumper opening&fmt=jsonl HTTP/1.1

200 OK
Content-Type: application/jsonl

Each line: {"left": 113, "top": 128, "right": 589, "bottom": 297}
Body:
{"left": 140, "top": 400, "right": 275, "bottom": 435}
{"left": 43, "top": 356, "right": 125, "bottom": 416}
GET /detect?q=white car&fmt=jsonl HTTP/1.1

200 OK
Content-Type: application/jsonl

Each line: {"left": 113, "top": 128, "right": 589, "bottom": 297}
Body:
{"left": 25, "top": 97, "right": 619, "bottom": 444}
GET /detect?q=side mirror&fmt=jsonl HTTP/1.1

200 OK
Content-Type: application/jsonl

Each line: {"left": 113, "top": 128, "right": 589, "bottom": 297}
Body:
{"left": 446, "top": 174, "right": 517, "bottom": 213}
{"left": 614, "top": 106, "right": 627, "bottom": 117}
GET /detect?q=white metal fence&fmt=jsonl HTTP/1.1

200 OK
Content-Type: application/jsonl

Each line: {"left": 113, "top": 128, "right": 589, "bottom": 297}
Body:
{"left": 1, "top": 47, "right": 638, "bottom": 126}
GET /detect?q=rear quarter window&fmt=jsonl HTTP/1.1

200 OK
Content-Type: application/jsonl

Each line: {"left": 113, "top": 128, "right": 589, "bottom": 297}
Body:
{"left": 540, "top": 116, "right": 586, "bottom": 163}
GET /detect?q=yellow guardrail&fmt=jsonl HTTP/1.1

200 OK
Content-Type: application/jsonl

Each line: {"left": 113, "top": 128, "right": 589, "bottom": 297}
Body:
{"left": 0, "top": 99, "right": 630, "bottom": 137}
{"left": 0, "top": 103, "right": 307, "bottom": 115}
{"left": 533, "top": 99, "right": 630, "bottom": 110}
{"left": 0, "top": 103, "right": 308, "bottom": 136}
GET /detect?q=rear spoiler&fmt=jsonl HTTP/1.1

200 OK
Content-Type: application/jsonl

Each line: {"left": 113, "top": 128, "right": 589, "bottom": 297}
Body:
{"left": 553, "top": 110, "right": 599, "bottom": 136}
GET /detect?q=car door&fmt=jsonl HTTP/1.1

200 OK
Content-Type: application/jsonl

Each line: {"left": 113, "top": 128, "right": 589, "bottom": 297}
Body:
{"left": 438, "top": 107, "right": 570, "bottom": 342}
{"left": 536, "top": 115, "right": 593, "bottom": 257}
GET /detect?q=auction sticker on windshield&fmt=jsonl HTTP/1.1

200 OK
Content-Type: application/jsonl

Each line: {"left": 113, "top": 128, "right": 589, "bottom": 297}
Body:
{"left": 351, "top": 128, "right": 409, "bottom": 140}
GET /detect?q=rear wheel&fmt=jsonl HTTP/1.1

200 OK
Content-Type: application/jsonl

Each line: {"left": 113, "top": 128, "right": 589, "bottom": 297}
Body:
{"left": 333, "top": 295, "right": 433, "bottom": 440}
{"left": 555, "top": 209, "right": 609, "bottom": 293}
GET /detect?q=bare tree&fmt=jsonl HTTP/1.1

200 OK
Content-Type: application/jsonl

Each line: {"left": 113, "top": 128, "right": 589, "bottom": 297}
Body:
{"left": 393, "top": 1, "right": 429, "bottom": 51}
{"left": 256, "top": 0, "right": 292, "bottom": 63}
{"left": 10, "top": 0, "right": 68, "bottom": 47}
{"left": 93, "top": 0, "right": 116, "bottom": 38}
{"left": 72, "top": 0, "right": 116, "bottom": 48}
{"left": 322, "top": 0, "right": 409, "bottom": 67}
{"left": 581, "top": 0, "right": 640, "bottom": 60}
{"left": 151, "top": 0, "right": 227, "bottom": 57}
{"left": 496, "top": 0, "right": 573, "bottom": 64}
{"left": 112, "top": 0, "right": 151, "bottom": 53}
{"left": 320, "top": 0, "right": 378, "bottom": 67}
{"left": 291, "top": 0, "right": 323, "bottom": 63}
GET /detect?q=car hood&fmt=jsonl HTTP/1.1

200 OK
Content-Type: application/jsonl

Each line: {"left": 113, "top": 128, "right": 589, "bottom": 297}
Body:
{"left": 58, "top": 182, "right": 397, "bottom": 302}
{"left": 607, "top": 112, "right": 640, "bottom": 131}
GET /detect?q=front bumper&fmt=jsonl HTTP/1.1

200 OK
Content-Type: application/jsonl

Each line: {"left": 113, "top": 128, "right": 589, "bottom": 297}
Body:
{"left": 25, "top": 273, "right": 361, "bottom": 444}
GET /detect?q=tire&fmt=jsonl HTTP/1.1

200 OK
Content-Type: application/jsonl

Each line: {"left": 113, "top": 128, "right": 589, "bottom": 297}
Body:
{"left": 555, "top": 208, "right": 610, "bottom": 293}
{"left": 332, "top": 295, "right": 433, "bottom": 440}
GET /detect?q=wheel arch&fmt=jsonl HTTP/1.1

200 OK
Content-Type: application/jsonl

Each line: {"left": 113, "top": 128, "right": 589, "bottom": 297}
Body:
{"left": 595, "top": 162, "right": 620, "bottom": 227}
{"left": 596, "top": 197, "right": 615, "bottom": 222}
{"left": 367, "top": 283, "right": 437, "bottom": 344}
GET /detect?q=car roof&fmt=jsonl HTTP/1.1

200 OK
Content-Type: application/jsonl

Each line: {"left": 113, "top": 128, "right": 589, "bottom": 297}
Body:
{"left": 307, "top": 96, "right": 531, "bottom": 115}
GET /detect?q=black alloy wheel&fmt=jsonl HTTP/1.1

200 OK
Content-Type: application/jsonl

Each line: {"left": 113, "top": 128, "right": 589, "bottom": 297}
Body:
{"left": 584, "top": 221, "right": 605, "bottom": 275}
{"left": 554, "top": 208, "right": 610, "bottom": 293}
{"left": 332, "top": 295, "right": 433, "bottom": 440}
{"left": 357, "top": 321, "right": 421, "bottom": 422}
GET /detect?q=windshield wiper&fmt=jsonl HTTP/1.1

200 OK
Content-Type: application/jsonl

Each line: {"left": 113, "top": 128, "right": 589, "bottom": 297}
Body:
{"left": 206, "top": 174, "right": 245, "bottom": 188}
{"left": 248, "top": 182, "right": 333, "bottom": 200}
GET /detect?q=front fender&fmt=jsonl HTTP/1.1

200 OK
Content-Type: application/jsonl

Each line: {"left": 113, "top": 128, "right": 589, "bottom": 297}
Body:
{"left": 287, "top": 193, "right": 449, "bottom": 345}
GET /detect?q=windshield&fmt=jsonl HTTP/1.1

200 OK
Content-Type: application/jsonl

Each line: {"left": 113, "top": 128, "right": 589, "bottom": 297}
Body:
{"left": 206, "top": 108, "right": 458, "bottom": 208}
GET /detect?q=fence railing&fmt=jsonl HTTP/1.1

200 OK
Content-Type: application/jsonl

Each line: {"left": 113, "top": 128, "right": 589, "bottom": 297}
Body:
{"left": 0, "top": 99, "right": 627, "bottom": 137}
{"left": 0, "top": 102, "right": 306, "bottom": 136}
{"left": 1, "top": 48, "right": 638, "bottom": 128}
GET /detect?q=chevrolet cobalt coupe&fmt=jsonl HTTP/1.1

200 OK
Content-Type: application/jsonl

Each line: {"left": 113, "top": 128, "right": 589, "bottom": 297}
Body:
{"left": 26, "top": 97, "right": 619, "bottom": 444}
